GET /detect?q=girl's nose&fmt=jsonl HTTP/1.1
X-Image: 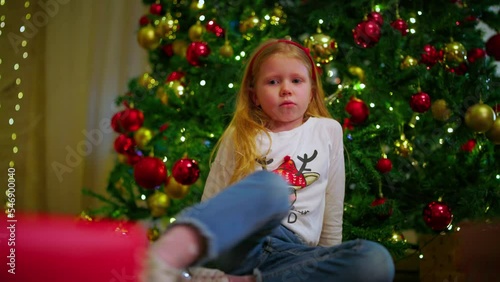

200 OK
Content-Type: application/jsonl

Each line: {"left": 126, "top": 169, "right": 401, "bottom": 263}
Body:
{"left": 280, "top": 82, "right": 291, "bottom": 96}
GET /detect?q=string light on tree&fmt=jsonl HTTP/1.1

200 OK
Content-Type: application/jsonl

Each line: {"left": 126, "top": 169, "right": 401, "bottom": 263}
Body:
{"left": 1, "top": 0, "right": 30, "bottom": 175}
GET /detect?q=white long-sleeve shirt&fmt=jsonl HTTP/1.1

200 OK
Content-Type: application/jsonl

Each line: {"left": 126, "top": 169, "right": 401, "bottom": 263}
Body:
{"left": 202, "top": 117, "right": 345, "bottom": 247}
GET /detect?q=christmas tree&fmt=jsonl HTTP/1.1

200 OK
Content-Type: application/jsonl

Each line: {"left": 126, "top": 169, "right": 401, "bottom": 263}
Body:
{"left": 84, "top": 0, "right": 500, "bottom": 256}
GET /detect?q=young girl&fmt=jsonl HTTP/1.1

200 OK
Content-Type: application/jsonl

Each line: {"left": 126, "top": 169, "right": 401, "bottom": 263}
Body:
{"left": 148, "top": 39, "right": 395, "bottom": 282}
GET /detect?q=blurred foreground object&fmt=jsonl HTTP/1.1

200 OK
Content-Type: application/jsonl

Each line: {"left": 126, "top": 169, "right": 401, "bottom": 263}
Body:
{"left": 0, "top": 213, "right": 148, "bottom": 282}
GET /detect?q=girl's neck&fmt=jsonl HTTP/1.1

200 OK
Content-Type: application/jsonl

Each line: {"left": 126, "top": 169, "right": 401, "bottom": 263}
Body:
{"left": 267, "top": 116, "right": 310, "bottom": 133}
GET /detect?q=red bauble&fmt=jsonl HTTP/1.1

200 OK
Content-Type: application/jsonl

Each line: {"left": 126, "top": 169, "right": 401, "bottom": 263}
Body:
{"left": 111, "top": 112, "right": 124, "bottom": 133}
{"left": 133, "top": 157, "right": 167, "bottom": 189}
{"left": 114, "top": 134, "right": 135, "bottom": 154}
{"left": 120, "top": 109, "right": 144, "bottom": 132}
{"left": 446, "top": 62, "right": 468, "bottom": 75}
{"left": 162, "top": 44, "right": 174, "bottom": 57}
{"left": 493, "top": 104, "right": 500, "bottom": 114}
{"left": 391, "top": 18, "right": 408, "bottom": 36}
{"left": 342, "top": 117, "right": 354, "bottom": 131}
{"left": 376, "top": 158, "right": 393, "bottom": 173}
{"left": 127, "top": 151, "right": 143, "bottom": 166}
{"left": 467, "top": 48, "right": 486, "bottom": 63}
{"left": 172, "top": 158, "right": 200, "bottom": 185}
{"left": 186, "top": 42, "right": 211, "bottom": 66}
{"left": 111, "top": 109, "right": 144, "bottom": 133}
{"left": 353, "top": 20, "right": 381, "bottom": 48}
{"left": 345, "top": 97, "right": 369, "bottom": 124}
{"left": 166, "top": 71, "right": 185, "bottom": 82}
{"left": 485, "top": 33, "right": 500, "bottom": 61}
{"left": 460, "top": 139, "right": 476, "bottom": 152}
{"left": 206, "top": 20, "right": 225, "bottom": 37}
{"left": 420, "top": 44, "right": 443, "bottom": 67}
{"left": 159, "top": 123, "right": 169, "bottom": 132}
{"left": 139, "top": 15, "right": 150, "bottom": 26}
{"left": 410, "top": 92, "right": 431, "bottom": 113}
{"left": 422, "top": 201, "right": 453, "bottom": 231}
{"left": 367, "top": 12, "right": 384, "bottom": 26}
{"left": 149, "top": 3, "right": 163, "bottom": 15}
{"left": 370, "top": 197, "right": 393, "bottom": 219}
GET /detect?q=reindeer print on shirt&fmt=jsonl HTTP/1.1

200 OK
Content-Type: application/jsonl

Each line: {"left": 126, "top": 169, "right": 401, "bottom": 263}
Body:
{"left": 257, "top": 150, "right": 320, "bottom": 223}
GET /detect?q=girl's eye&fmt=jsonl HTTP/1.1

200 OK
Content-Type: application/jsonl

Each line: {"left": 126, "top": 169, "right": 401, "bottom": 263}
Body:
{"left": 292, "top": 78, "right": 302, "bottom": 83}
{"left": 268, "top": 79, "right": 279, "bottom": 85}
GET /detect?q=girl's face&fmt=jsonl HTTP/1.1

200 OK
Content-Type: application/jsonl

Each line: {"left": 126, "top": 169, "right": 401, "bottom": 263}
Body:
{"left": 252, "top": 54, "right": 313, "bottom": 132}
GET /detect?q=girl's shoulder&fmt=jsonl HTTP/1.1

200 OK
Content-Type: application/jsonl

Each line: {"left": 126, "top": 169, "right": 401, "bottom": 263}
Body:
{"left": 308, "top": 117, "right": 342, "bottom": 131}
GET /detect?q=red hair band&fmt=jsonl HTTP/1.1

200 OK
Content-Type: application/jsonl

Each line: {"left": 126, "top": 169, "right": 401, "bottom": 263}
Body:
{"left": 247, "top": 39, "right": 317, "bottom": 81}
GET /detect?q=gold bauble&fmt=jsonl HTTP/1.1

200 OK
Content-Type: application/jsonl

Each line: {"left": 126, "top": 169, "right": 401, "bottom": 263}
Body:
{"left": 137, "top": 25, "right": 160, "bottom": 50}
{"left": 134, "top": 127, "right": 153, "bottom": 149}
{"left": 167, "top": 80, "right": 185, "bottom": 97}
{"left": 188, "top": 21, "right": 205, "bottom": 42}
{"left": 156, "top": 86, "right": 168, "bottom": 105}
{"left": 389, "top": 231, "right": 406, "bottom": 243}
{"left": 117, "top": 153, "right": 128, "bottom": 164}
{"left": 270, "top": 5, "right": 286, "bottom": 25}
{"left": 348, "top": 65, "right": 365, "bottom": 82}
{"left": 190, "top": 0, "right": 204, "bottom": 10}
{"left": 304, "top": 30, "right": 338, "bottom": 64}
{"left": 394, "top": 137, "right": 413, "bottom": 157}
{"left": 239, "top": 13, "right": 259, "bottom": 33}
{"left": 138, "top": 72, "right": 156, "bottom": 88}
{"left": 464, "top": 103, "right": 496, "bottom": 133}
{"left": 165, "top": 176, "right": 190, "bottom": 199}
{"left": 172, "top": 39, "right": 188, "bottom": 57}
{"left": 272, "top": 5, "right": 284, "bottom": 18}
{"left": 431, "top": 99, "right": 451, "bottom": 121}
{"left": 147, "top": 191, "right": 170, "bottom": 218}
{"left": 486, "top": 118, "right": 500, "bottom": 144}
{"left": 444, "top": 41, "right": 467, "bottom": 65}
{"left": 147, "top": 226, "right": 160, "bottom": 241}
{"left": 155, "top": 13, "right": 179, "bottom": 40}
{"left": 219, "top": 41, "right": 234, "bottom": 58}
{"left": 400, "top": 55, "right": 418, "bottom": 69}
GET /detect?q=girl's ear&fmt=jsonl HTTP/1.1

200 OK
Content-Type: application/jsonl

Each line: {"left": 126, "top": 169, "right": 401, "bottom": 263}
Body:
{"left": 249, "top": 87, "right": 260, "bottom": 106}
{"left": 310, "top": 87, "right": 316, "bottom": 102}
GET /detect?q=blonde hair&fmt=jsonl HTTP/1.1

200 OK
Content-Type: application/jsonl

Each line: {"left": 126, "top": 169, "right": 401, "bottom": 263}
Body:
{"left": 212, "top": 38, "right": 332, "bottom": 184}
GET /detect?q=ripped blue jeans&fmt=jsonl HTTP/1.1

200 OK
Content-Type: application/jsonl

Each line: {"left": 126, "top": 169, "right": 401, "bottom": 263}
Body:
{"left": 172, "top": 171, "right": 395, "bottom": 282}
